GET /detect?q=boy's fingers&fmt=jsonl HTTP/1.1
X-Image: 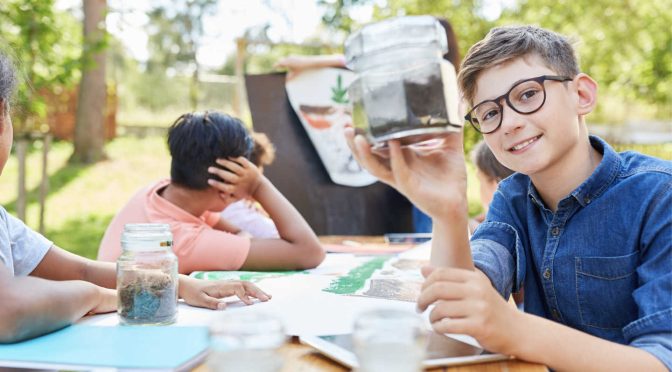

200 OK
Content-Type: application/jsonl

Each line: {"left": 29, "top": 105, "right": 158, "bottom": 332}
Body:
{"left": 428, "top": 300, "right": 470, "bottom": 323}
{"left": 417, "top": 281, "right": 466, "bottom": 312}
{"left": 352, "top": 135, "right": 394, "bottom": 184}
{"left": 421, "top": 267, "right": 472, "bottom": 291}
{"left": 209, "top": 167, "right": 240, "bottom": 183}
{"left": 388, "top": 140, "right": 411, "bottom": 185}
{"left": 207, "top": 179, "right": 234, "bottom": 194}
{"left": 215, "top": 158, "right": 244, "bottom": 174}
{"left": 421, "top": 265, "right": 435, "bottom": 278}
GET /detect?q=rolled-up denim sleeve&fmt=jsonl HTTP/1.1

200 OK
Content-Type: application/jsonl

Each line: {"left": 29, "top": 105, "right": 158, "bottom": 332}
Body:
{"left": 624, "top": 309, "right": 672, "bottom": 370}
{"left": 470, "top": 221, "right": 526, "bottom": 300}
{"left": 621, "top": 180, "right": 672, "bottom": 369}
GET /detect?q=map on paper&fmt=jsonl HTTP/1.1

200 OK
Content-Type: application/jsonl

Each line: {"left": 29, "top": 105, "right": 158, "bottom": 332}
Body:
{"left": 323, "top": 256, "right": 428, "bottom": 302}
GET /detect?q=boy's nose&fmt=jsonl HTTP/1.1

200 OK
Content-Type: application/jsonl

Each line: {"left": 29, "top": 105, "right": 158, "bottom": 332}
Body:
{"left": 499, "top": 104, "right": 525, "bottom": 135}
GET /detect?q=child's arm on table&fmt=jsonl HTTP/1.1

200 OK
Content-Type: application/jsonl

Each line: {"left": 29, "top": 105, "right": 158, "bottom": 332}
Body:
{"left": 30, "top": 245, "right": 271, "bottom": 310}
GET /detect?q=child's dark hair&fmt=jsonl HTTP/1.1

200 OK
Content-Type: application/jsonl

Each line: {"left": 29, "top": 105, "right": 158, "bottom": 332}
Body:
{"left": 471, "top": 141, "right": 514, "bottom": 182}
{"left": 248, "top": 132, "right": 276, "bottom": 167}
{"left": 168, "top": 111, "right": 253, "bottom": 190}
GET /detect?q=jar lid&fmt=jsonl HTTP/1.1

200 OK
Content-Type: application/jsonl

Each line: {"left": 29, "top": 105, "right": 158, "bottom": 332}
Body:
{"left": 345, "top": 16, "right": 448, "bottom": 70}
{"left": 121, "top": 223, "right": 173, "bottom": 251}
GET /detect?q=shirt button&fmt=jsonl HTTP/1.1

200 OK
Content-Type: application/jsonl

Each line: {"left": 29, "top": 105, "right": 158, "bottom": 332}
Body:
{"left": 543, "top": 268, "right": 551, "bottom": 280}
{"left": 551, "top": 227, "right": 560, "bottom": 236}
{"left": 552, "top": 309, "right": 561, "bottom": 320}
{"left": 583, "top": 197, "right": 591, "bottom": 204}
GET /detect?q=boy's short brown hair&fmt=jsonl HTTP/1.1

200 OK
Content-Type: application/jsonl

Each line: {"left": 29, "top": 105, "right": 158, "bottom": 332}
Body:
{"left": 458, "top": 25, "right": 580, "bottom": 106}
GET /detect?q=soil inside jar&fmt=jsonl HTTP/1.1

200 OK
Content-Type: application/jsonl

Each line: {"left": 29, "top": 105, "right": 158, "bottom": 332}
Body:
{"left": 118, "top": 270, "right": 177, "bottom": 324}
{"left": 368, "top": 74, "right": 450, "bottom": 139}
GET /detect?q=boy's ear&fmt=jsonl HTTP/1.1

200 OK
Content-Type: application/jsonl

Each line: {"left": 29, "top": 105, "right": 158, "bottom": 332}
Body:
{"left": 574, "top": 73, "right": 598, "bottom": 115}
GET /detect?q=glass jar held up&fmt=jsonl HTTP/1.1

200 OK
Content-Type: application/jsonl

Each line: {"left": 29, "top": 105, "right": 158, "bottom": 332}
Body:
{"left": 117, "top": 223, "right": 178, "bottom": 325}
{"left": 346, "top": 16, "right": 462, "bottom": 149}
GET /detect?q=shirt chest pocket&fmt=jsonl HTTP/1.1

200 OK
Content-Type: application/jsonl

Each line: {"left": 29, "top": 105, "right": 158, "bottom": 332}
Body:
{"left": 575, "top": 251, "right": 639, "bottom": 330}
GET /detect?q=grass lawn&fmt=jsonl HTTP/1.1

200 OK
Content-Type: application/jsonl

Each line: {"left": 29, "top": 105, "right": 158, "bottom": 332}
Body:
{"left": 1, "top": 136, "right": 170, "bottom": 258}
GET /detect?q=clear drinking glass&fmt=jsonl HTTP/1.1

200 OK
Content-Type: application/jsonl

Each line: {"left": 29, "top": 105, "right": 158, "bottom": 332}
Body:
{"left": 353, "top": 309, "right": 428, "bottom": 372}
{"left": 207, "top": 312, "right": 286, "bottom": 372}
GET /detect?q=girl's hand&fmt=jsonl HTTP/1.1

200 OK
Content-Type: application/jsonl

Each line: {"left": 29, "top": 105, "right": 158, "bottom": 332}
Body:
{"left": 179, "top": 276, "right": 271, "bottom": 310}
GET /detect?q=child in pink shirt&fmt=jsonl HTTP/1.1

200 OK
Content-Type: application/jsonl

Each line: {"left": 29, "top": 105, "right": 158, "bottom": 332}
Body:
{"left": 98, "top": 111, "right": 324, "bottom": 274}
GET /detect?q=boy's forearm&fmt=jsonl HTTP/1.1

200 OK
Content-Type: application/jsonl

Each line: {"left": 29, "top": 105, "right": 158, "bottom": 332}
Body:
{"left": 510, "top": 311, "right": 667, "bottom": 371}
{"left": 430, "top": 201, "right": 474, "bottom": 269}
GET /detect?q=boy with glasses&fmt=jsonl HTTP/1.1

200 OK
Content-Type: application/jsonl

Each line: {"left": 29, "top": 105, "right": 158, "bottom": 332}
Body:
{"left": 346, "top": 25, "right": 671, "bottom": 370}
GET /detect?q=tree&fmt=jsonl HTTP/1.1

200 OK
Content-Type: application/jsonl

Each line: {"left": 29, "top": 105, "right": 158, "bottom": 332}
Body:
{"left": 71, "top": 0, "right": 108, "bottom": 164}
{"left": 498, "top": 0, "right": 672, "bottom": 110}
{"left": 146, "top": 0, "right": 218, "bottom": 110}
{"left": 0, "top": 0, "right": 81, "bottom": 133}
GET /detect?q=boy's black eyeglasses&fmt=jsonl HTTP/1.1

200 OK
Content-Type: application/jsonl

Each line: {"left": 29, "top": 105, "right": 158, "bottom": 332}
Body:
{"left": 464, "top": 75, "right": 573, "bottom": 134}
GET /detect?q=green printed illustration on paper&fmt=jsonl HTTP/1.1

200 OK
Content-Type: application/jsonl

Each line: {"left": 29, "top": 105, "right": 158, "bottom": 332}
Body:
{"left": 191, "top": 270, "right": 306, "bottom": 282}
{"left": 323, "top": 256, "right": 426, "bottom": 302}
{"left": 323, "top": 256, "right": 390, "bottom": 295}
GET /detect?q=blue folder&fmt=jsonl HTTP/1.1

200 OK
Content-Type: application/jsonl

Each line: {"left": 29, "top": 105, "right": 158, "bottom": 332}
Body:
{"left": 0, "top": 325, "right": 209, "bottom": 371}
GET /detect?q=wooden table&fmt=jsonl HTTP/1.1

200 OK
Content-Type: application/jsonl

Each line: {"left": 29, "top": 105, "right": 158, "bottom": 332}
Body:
{"left": 277, "top": 336, "right": 547, "bottom": 372}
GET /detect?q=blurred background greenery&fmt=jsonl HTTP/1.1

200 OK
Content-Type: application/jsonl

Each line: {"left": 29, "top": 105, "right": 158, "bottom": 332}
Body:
{"left": 0, "top": 0, "right": 669, "bottom": 258}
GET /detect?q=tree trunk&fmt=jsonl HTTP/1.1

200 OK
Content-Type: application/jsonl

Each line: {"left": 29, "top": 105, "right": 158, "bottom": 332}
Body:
{"left": 71, "top": 0, "right": 107, "bottom": 164}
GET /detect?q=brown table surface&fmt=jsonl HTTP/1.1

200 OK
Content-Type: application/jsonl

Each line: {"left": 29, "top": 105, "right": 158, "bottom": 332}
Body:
{"left": 278, "top": 336, "right": 547, "bottom": 371}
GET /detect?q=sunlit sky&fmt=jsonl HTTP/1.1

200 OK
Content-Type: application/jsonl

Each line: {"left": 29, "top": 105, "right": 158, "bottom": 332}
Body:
{"left": 56, "top": 0, "right": 509, "bottom": 69}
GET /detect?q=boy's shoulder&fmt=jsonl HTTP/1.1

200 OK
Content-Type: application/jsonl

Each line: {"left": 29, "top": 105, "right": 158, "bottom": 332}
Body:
{"left": 616, "top": 150, "right": 672, "bottom": 179}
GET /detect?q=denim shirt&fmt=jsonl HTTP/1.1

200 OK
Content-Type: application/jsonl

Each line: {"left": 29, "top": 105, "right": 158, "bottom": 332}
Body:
{"left": 471, "top": 136, "right": 672, "bottom": 369}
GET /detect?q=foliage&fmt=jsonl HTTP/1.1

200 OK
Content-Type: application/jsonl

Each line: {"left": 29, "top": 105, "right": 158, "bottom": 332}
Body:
{"left": 0, "top": 0, "right": 82, "bottom": 133}
{"left": 318, "top": 0, "right": 672, "bottom": 118}
{"left": 498, "top": 0, "right": 672, "bottom": 108}
{"left": 146, "top": 0, "right": 218, "bottom": 109}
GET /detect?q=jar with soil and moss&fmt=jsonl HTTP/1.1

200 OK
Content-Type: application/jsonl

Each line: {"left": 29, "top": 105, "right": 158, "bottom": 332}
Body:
{"left": 117, "top": 223, "right": 178, "bottom": 325}
{"left": 345, "top": 16, "right": 462, "bottom": 147}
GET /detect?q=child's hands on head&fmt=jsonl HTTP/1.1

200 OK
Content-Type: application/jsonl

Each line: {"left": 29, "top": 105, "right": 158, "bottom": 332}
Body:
{"left": 344, "top": 127, "right": 469, "bottom": 220}
{"left": 179, "top": 276, "right": 271, "bottom": 310}
{"left": 207, "top": 157, "right": 264, "bottom": 202}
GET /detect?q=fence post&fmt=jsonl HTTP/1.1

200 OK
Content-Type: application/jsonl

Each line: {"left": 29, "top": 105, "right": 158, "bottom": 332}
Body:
{"left": 38, "top": 133, "right": 51, "bottom": 234}
{"left": 16, "top": 136, "right": 28, "bottom": 222}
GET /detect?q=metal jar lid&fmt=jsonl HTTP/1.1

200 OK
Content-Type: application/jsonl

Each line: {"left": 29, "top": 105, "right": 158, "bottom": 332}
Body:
{"left": 345, "top": 15, "right": 448, "bottom": 70}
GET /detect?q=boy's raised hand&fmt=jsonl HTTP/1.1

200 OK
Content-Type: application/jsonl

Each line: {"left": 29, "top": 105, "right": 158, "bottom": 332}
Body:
{"left": 344, "top": 127, "right": 469, "bottom": 220}
{"left": 208, "top": 157, "right": 263, "bottom": 201}
{"left": 178, "top": 276, "right": 271, "bottom": 310}
{"left": 417, "top": 266, "right": 521, "bottom": 354}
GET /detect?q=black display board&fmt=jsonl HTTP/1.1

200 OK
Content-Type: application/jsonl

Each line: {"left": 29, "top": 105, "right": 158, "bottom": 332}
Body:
{"left": 245, "top": 72, "right": 413, "bottom": 235}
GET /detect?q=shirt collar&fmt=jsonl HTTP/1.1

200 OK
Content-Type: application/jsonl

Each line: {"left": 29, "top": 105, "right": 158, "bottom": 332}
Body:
{"left": 570, "top": 135, "right": 621, "bottom": 207}
{"left": 526, "top": 135, "right": 621, "bottom": 209}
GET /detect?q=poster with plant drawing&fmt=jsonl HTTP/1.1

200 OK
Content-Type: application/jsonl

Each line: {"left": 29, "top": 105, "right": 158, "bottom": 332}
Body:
{"left": 285, "top": 68, "right": 376, "bottom": 187}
